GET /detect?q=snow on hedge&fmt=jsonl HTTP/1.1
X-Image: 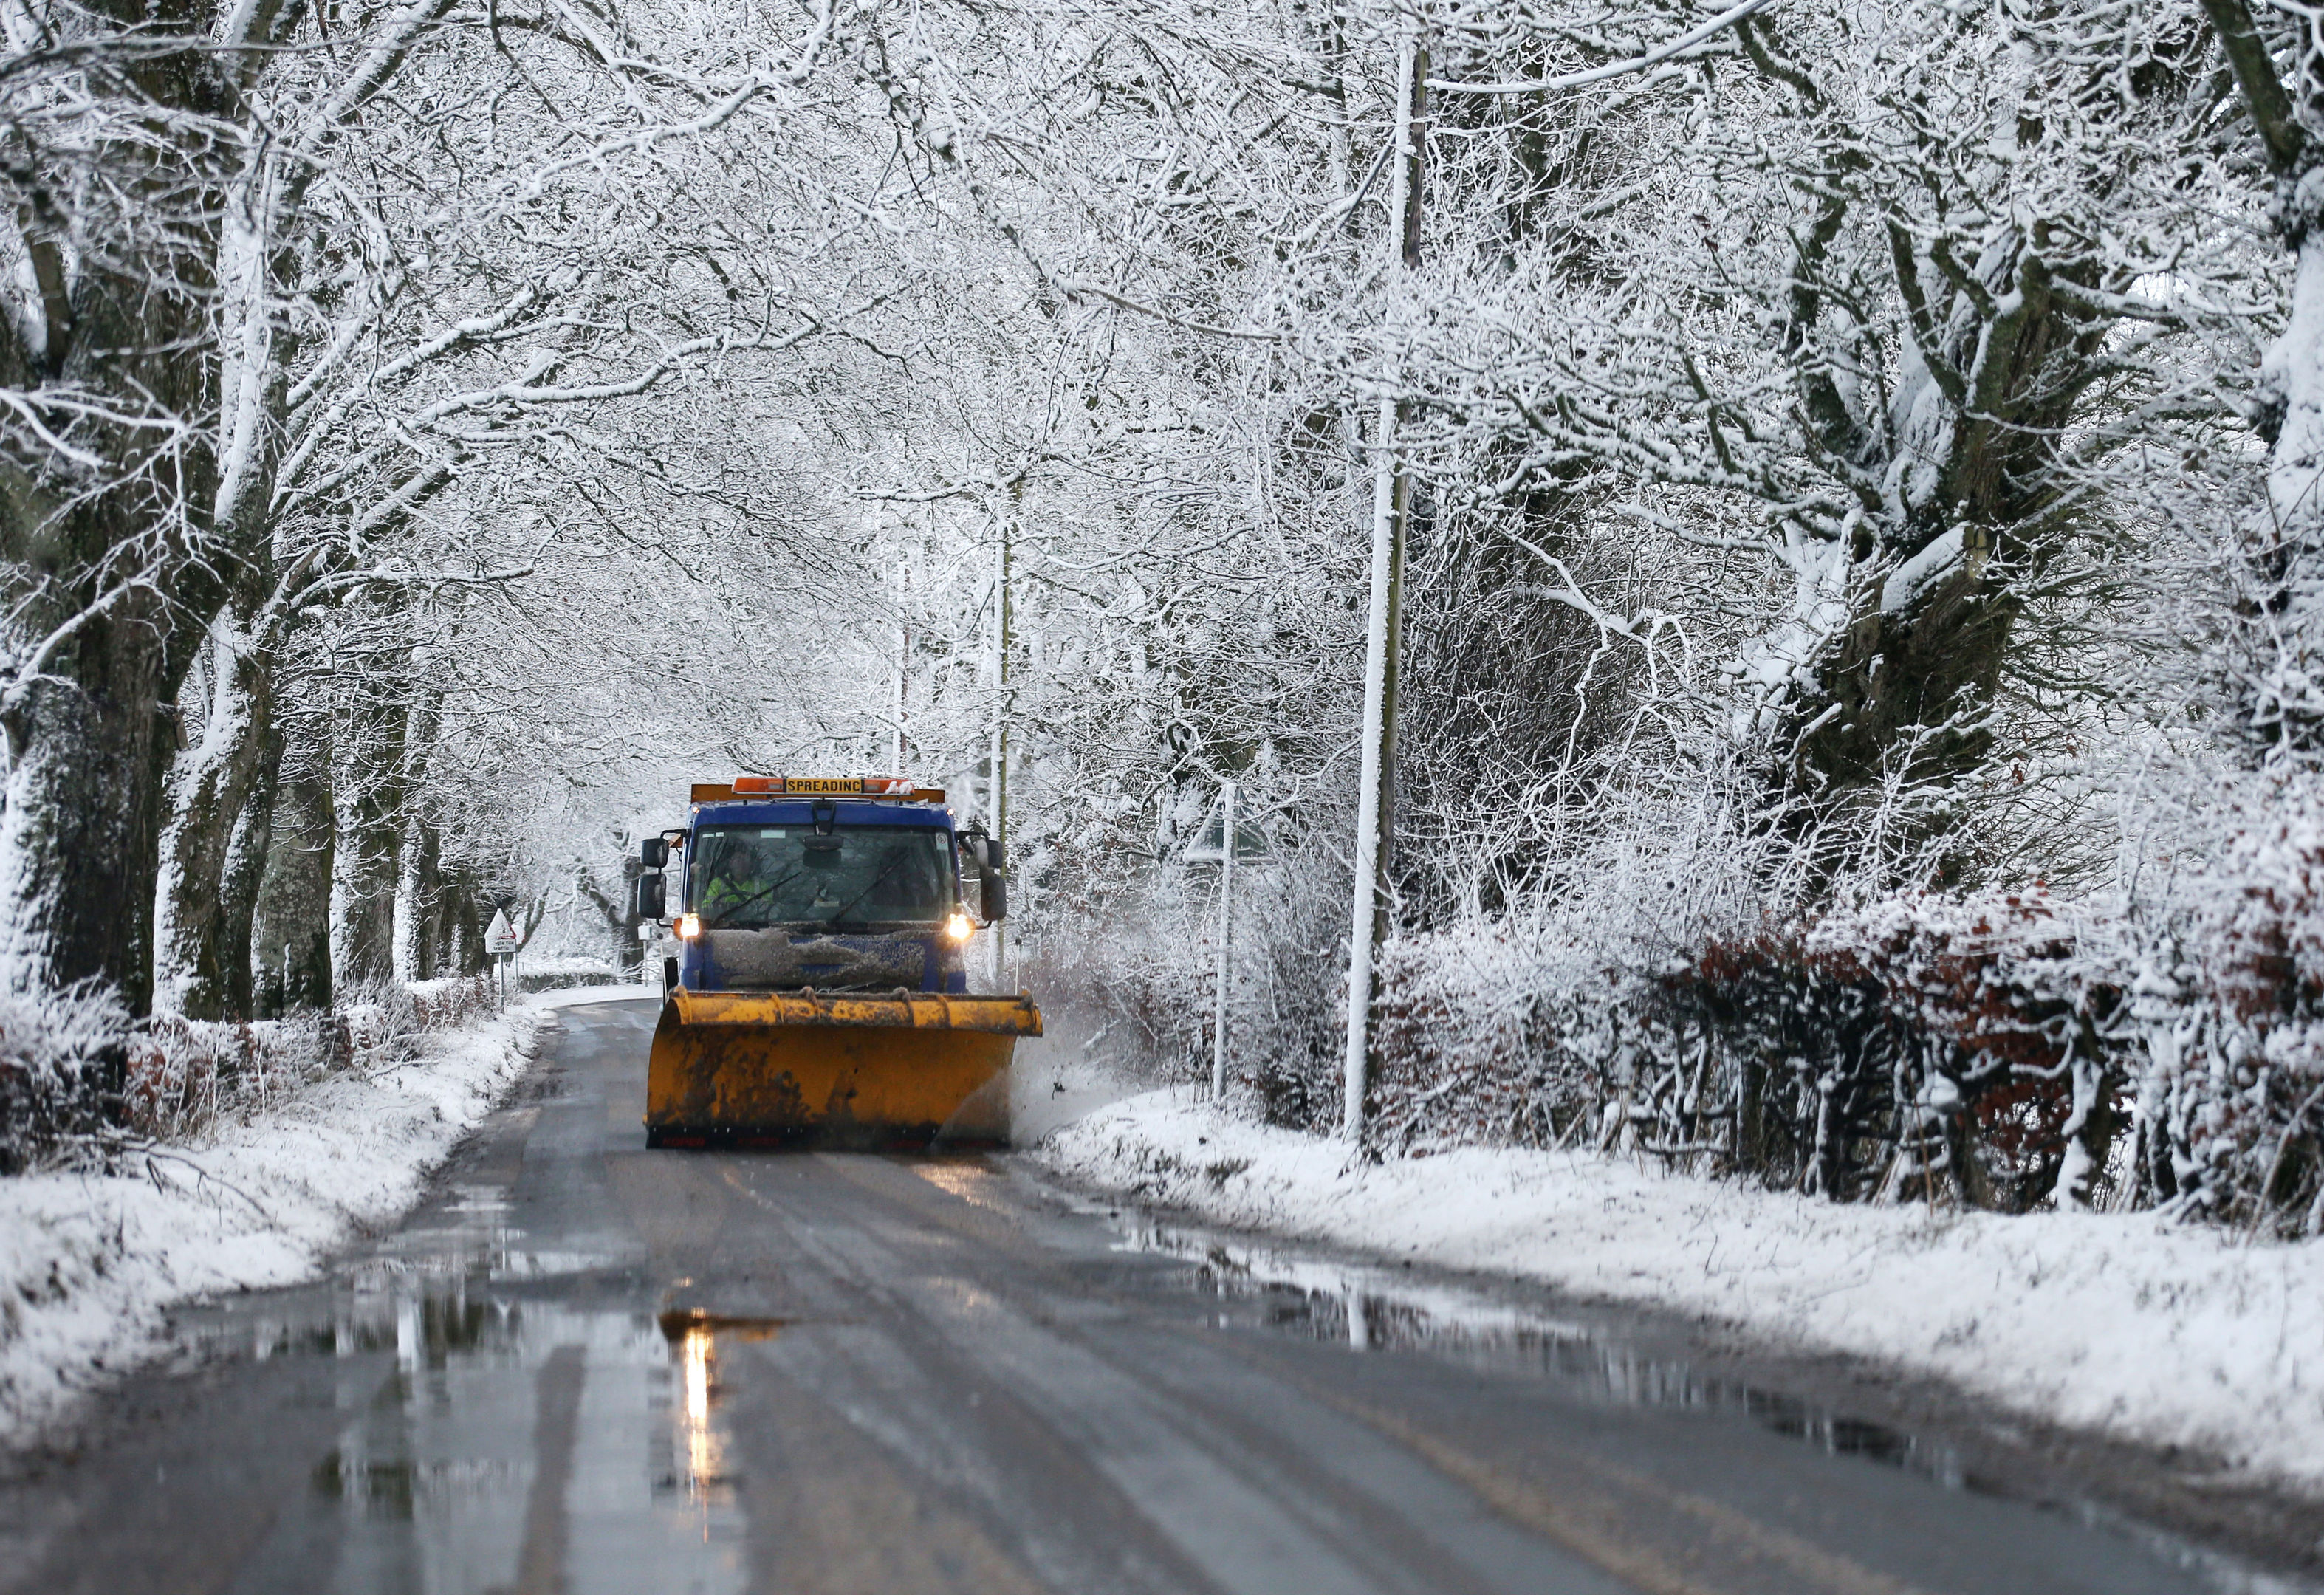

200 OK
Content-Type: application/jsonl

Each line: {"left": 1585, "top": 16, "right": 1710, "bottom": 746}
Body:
{"left": 0, "top": 997, "right": 549, "bottom": 1447}
{"left": 1040, "top": 1089, "right": 2324, "bottom": 1494}
{"left": 1082, "top": 782, "right": 2324, "bottom": 1240}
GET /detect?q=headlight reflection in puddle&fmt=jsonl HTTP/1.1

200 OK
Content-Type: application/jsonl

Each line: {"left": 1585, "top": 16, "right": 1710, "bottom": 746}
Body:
{"left": 658, "top": 1311, "right": 785, "bottom": 1514}
{"left": 678, "top": 1323, "right": 721, "bottom": 1504}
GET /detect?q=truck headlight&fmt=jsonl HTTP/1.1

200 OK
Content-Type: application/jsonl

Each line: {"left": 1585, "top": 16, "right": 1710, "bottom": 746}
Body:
{"left": 945, "top": 912, "right": 973, "bottom": 941}
{"left": 676, "top": 913, "right": 702, "bottom": 940}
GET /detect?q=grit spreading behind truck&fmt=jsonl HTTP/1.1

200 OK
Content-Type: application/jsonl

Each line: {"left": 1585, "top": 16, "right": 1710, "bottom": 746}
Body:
{"left": 631, "top": 775, "right": 1041, "bottom": 1149}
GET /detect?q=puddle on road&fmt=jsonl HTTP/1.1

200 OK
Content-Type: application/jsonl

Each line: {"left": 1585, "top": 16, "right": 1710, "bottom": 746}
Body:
{"left": 293, "top": 1297, "right": 750, "bottom": 1595}
{"left": 151, "top": 1190, "right": 751, "bottom": 1595}
{"left": 1103, "top": 1215, "right": 2320, "bottom": 1595}
{"left": 1108, "top": 1218, "right": 1968, "bottom": 1488}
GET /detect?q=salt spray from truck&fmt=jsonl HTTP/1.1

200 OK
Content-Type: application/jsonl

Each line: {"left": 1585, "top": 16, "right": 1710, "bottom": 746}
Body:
{"left": 633, "top": 776, "right": 1040, "bottom": 1147}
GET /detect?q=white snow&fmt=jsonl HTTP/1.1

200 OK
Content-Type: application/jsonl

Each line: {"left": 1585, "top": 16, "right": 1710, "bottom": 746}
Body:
{"left": 1879, "top": 524, "right": 1966, "bottom": 614}
{"left": 0, "top": 1001, "right": 552, "bottom": 1447}
{"left": 1039, "top": 1089, "right": 2324, "bottom": 1495}
{"left": 527, "top": 978, "right": 656, "bottom": 1009}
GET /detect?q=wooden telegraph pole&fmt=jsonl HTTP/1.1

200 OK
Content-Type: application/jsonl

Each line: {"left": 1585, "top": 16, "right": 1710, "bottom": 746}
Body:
{"left": 988, "top": 492, "right": 1015, "bottom": 992}
{"left": 1211, "top": 780, "right": 1237, "bottom": 1101}
{"left": 1342, "top": 24, "right": 1426, "bottom": 1147}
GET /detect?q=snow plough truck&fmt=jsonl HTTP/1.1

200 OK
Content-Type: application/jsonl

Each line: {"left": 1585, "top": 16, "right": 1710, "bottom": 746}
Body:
{"left": 632, "top": 775, "right": 1040, "bottom": 1148}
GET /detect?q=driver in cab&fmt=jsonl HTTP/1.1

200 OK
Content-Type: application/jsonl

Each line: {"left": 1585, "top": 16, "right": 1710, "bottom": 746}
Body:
{"left": 700, "top": 835, "right": 775, "bottom": 924}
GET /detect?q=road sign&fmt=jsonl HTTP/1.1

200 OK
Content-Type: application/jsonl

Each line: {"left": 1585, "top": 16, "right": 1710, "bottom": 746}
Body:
{"left": 1185, "top": 786, "right": 1268, "bottom": 864}
{"left": 485, "top": 909, "right": 520, "bottom": 957}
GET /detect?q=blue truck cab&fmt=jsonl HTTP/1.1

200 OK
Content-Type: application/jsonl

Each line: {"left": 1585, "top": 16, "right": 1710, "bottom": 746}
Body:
{"left": 637, "top": 778, "right": 1004, "bottom": 999}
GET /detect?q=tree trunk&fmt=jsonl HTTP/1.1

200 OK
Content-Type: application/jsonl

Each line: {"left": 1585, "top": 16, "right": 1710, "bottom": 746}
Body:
{"left": 432, "top": 875, "right": 475, "bottom": 978}
{"left": 149, "top": 173, "right": 308, "bottom": 1019}
{"left": 2242, "top": 230, "right": 2324, "bottom": 749}
{"left": 581, "top": 872, "right": 643, "bottom": 975}
{"left": 388, "top": 693, "right": 441, "bottom": 986}
{"left": 451, "top": 885, "right": 486, "bottom": 976}
{"left": 328, "top": 714, "right": 402, "bottom": 995}
{"left": 1789, "top": 540, "right": 2015, "bottom": 819}
{"left": 390, "top": 809, "right": 445, "bottom": 983}
{"left": 0, "top": 653, "right": 181, "bottom": 1009}
{"left": 152, "top": 618, "right": 282, "bottom": 1018}
{"left": 415, "top": 823, "right": 443, "bottom": 979}
{"left": 2200, "top": 0, "right": 2324, "bottom": 751}
{"left": 0, "top": 301, "right": 217, "bottom": 1010}
{"left": 252, "top": 766, "right": 335, "bottom": 1012}
{"left": 217, "top": 714, "right": 283, "bottom": 1019}
{"left": 391, "top": 827, "right": 427, "bottom": 985}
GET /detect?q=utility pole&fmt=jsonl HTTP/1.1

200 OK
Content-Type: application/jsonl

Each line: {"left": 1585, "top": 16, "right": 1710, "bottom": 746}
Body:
{"left": 892, "top": 556, "right": 910, "bottom": 775}
{"left": 1342, "top": 25, "right": 1426, "bottom": 1148}
{"left": 1211, "top": 779, "right": 1237, "bottom": 1101}
{"left": 988, "top": 491, "right": 1015, "bottom": 992}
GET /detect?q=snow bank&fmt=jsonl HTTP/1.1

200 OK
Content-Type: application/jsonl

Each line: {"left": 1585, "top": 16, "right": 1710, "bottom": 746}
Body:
{"left": 1040, "top": 1089, "right": 2324, "bottom": 1493}
{"left": 527, "top": 979, "right": 654, "bottom": 1010}
{"left": 0, "top": 1002, "right": 550, "bottom": 1447}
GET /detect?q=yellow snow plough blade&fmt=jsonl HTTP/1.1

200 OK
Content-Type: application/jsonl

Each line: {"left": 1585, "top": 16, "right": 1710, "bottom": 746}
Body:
{"left": 645, "top": 987, "right": 1043, "bottom": 1148}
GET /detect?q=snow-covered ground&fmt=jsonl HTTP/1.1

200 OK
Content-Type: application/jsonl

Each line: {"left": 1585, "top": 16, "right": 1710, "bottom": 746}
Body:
{"left": 1038, "top": 1089, "right": 2324, "bottom": 1496}
{"left": 528, "top": 977, "right": 654, "bottom": 1009}
{"left": 0, "top": 1000, "right": 554, "bottom": 1447}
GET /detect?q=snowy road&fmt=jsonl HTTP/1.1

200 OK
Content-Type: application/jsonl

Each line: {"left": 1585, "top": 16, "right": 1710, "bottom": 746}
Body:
{"left": 0, "top": 996, "right": 2299, "bottom": 1594}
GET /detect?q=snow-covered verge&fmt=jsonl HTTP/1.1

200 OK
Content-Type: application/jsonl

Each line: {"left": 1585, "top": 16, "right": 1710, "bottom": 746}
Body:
{"left": 529, "top": 978, "right": 654, "bottom": 1009}
{"left": 0, "top": 999, "right": 553, "bottom": 1447}
{"left": 1039, "top": 1089, "right": 2324, "bottom": 1495}
{"left": 514, "top": 955, "right": 631, "bottom": 993}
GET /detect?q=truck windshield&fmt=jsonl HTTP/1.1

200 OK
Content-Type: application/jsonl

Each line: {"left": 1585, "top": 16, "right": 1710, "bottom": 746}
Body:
{"left": 689, "top": 825, "right": 952, "bottom": 929}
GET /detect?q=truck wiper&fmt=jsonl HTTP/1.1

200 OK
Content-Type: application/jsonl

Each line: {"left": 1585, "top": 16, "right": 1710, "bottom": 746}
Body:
{"left": 826, "top": 851, "right": 920, "bottom": 924}
{"left": 703, "top": 867, "right": 803, "bottom": 925}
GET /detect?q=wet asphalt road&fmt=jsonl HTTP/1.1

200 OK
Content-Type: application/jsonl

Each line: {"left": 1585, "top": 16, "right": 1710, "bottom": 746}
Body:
{"left": 0, "top": 995, "right": 2307, "bottom": 1595}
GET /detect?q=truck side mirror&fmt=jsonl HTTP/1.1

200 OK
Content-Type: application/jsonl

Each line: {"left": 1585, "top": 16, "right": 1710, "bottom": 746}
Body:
{"left": 641, "top": 837, "right": 670, "bottom": 869}
{"left": 633, "top": 874, "right": 667, "bottom": 921}
{"left": 961, "top": 828, "right": 1003, "bottom": 871}
{"left": 983, "top": 837, "right": 1006, "bottom": 872}
{"left": 980, "top": 869, "right": 1007, "bottom": 923}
